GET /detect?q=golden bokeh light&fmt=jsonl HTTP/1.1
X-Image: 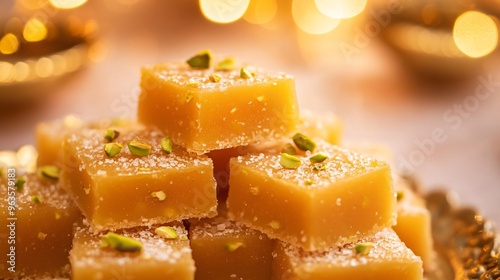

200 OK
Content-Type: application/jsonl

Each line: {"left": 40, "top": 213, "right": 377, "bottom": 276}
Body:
{"left": 17, "top": 0, "right": 46, "bottom": 10}
{"left": 23, "top": 18, "right": 48, "bottom": 42}
{"left": 13, "top": 61, "right": 30, "bottom": 82}
{"left": 244, "top": 0, "right": 277, "bottom": 25}
{"left": 314, "top": 0, "right": 367, "bottom": 19}
{"left": 0, "top": 33, "right": 19, "bottom": 55}
{"left": 200, "top": 0, "right": 250, "bottom": 23}
{"left": 35, "top": 57, "right": 54, "bottom": 78}
{"left": 49, "top": 0, "right": 88, "bottom": 9}
{"left": 453, "top": 11, "right": 498, "bottom": 58}
{"left": 0, "top": 62, "right": 14, "bottom": 83}
{"left": 292, "top": 0, "right": 340, "bottom": 35}
{"left": 88, "top": 41, "right": 108, "bottom": 63}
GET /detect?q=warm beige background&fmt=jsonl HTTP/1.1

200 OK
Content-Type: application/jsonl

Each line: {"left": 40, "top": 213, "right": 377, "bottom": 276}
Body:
{"left": 1, "top": 1, "right": 499, "bottom": 225}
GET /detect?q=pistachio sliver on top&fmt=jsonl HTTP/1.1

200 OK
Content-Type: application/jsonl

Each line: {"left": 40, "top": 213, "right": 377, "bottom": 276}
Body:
{"left": 155, "top": 226, "right": 178, "bottom": 239}
{"left": 128, "top": 140, "right": 151, "bottom": 157}
{"left": 309, "top": 152, "right": 328, "bottom": 163}
{"left": 104, "top": 129, "right": 120, "bottom": 142}
{"left": 39, "top": 165, "right": 60, "bottom": 180}
{"left": 101, "top": 232, "right": 142, "bottom": 252}
{"left": 280, "top": 153, "right": 301, "bottom": 169}
{"left": 160, "top": 137, "right": 173, "bottom": 154}
{"left": 186, "top": 50, "right": 212, "bottom": 69}
{"left": 104, "top": 143, "right": 123, "bottom": 158}
{"left": 354, "top": 242, "right": 373, "bottom": 255}
{"left": 293, "top": 133, "right": 316, "bottom": 152}
{"left": 240, "top": 67, "right": 253, "bottom": 79}
{"left": 216, "top": 57, "right": 236, "bottom": 71}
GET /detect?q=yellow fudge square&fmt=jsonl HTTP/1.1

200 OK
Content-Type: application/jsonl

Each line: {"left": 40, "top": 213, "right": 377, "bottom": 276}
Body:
{"left": 61, "top": 128, "right": 217, "bottom": 231}
{"left": 227, "top": 140, "right": 396, "bottom": 251}
{"left": 393, "top": 176, "right": 434, "bottom": 270}
{"left": 272, "top": 228, "right": 423, "bottom": 280}
{"left": 297, "top": 110, "right": 342, "bottom": 145}
{"left": 190, "top": 215, "right": 275, "bottom": 280}
{"left": 71, "top": 222, "right": 194, "bottom": 280}
{"left": 137, "top": 62, "right": 299, "bottom": 152}
{"left": 0, "top": 172, "right": 81, "bottom": 278}
{"left": 36, "top": 115, "right": 141, "bottom": 167}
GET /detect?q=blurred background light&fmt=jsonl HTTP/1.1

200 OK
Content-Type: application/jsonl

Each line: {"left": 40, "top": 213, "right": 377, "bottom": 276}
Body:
{"left": 0, "top": 33, "right": 19, "bottom": 55}
{"left": 314, "top": 0, "right": 367, "bottom": 19}
{"left": 243, "top": 0, "right": 277, "bottom": 25}
{"left": 23, "top": 18, "right": 48, "bottom": 42}
{"left": 199, "top": 0, "right": 250, "bottom": 24}
{"left": 292, "top": 0, "right": 341, "bottom": 35}
{"left": 49, "top": 0, "right": 88, "bottom": 10}
{"left": 453, "top": 11, "right": 499, "bottom": 58}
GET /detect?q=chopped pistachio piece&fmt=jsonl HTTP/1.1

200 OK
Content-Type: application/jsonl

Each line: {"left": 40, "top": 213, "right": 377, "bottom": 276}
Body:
{"left": 104, "top": 143, "right": 123, "bottom": 158}
{"left": 216, "top": 57, "right": 236, "bottom": 71}
{"left": 39, "top": 165, "right": 60, "bottom": 180}
{"left": 151, "top": 191, "right": 167, "bottom": 201}
{"left": 15, "top": 176, "right": 26, "bottom": 192}
{"left": 31, "top": 195, "right": 43, "bottom": 204}
{"left": 186, "top": 50, "right": 212, "bottom": 69}
{"left": 160, "top": 137, "right": 173, "bottom": 154}
{"left": 128, "top": 140, "right": 151, "bottom": 156}
{"left": 396, "top": 191, "right": 404, "bottom": 201}
{"left": 281, "top": 143, "right": 297, "bottom": 155}
{"left": 309, "top": 152, "right": 328, "bottom": 163}
{"left": 293, "top": 133, "right": 316, "bottom": 152}
{"left": 104, "top": 129, "right": 120, "bottom": 142}
{"left": 155, "top": 226, "right": 178, "bottom": 239}
{"left": 101, "top": 232, "right": 143, "bottom": 252}
{"left": 38, "top": 232, "right": 47, "bottom": 241}
{"left": 280, "top": 153, "right": 301, "bottom": 169}
{"left": 208, "top": 73, "right": 221, "bottom": 83}
{"left": 304, "top": 178, "right": 314, "bottom": 185}
{"left": 269, "top": 220, "right": 281, "bottom": 230}
{"left": 354, "top": 242, "right": 373, "bottom": 255}
{"left": 225, "top": 241, "right": 243, "bottom": 252}
{"left": 312, "top": 163, "right": 328, "bottom": 171}
{"left": 240, "top": 67, "right": 253, "bottom": 79}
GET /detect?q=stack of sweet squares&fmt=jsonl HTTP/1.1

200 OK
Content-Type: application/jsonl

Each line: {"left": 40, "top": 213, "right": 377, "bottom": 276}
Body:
{"left": 0, "top": 50, "right": 434, "bottom": 279}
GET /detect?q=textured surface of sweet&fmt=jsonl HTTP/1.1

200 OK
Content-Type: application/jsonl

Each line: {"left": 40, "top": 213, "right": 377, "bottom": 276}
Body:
{"left": 138, "top": 62, "right": 299, "bottom": 153}
{"left": 61, "top": 128, "right": 217, "bottom": 231}
{"left": 190, "top": 215, "right": 274, "bottom": 280}
{"left": 0, "top": 173, "right": 81, "bottom": 278}
{"left": 71, "top": 222, "right": 194, "bottom": 280}
{"left": 272, "top": 228, "right": 423, "bottom": 280}
{"left": 227, "top": 139, "right": 396, "bottom": 250}
{"left": 393, "top": 176, "right": 435, "bottom": 270}
{"left": 36, "top": 115, "right": 141, "bottom": 167}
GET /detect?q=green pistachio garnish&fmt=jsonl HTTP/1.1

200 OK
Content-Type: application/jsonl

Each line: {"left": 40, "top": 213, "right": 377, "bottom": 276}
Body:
{"left": 240, "top": 68, "right": 253, "bottom": 79}
{"left": 104, "top": 129, "right": 119, "bottom": 142}
{"left": 354, "top": 242, "right": 373, "bottom": 255}
{"left": 160, "top": 137, "right": 173, "bottom": 154}
{"left": 396, "top": 191, "right": 404, "bottom": 201}
{"left": 281, "top": 143, "right": 297, "bottom": 155}
{"left": 104, "top": 143, "right": 123, "bottom": 158}
{"left": 39, "top": 165, "right": 60, "bottom": 180}
{"left": 280, "top": 153, "right": 301, "bottom": 169}
{"left": 225, "top": 242, "right": 243, "bottom": 252}
{"left": 186, "top": 50, "right": 212, "bottom": 69}
{"left": 216, "top": 57, "right": 236, "bottom": 71}
{"left": 209, "top": 74, "right": 221, "bottom": 83}
{"left": 15, "top": 176, "right": 26, "bottom": 192}
{"left": 313, "top": 163, "right": 328, "bottom": 171}
{"left": 101, "top": 232, "right": 143, "bottom": 252}
{"left": 31, "top": 195, "right": 43, "bottom": 204}
{"left": 128, "top": 141, "right": 151, "bottom": 157}
{"left": 304, "top": 178, "right": 314, "bottom": 185}
{"left": 269, "top": 220, "right": 281, "bottom": 230}
{"left": 293, "top": 133, "right": 316, "bottom": 152}
{"left": 155, "top": 226, "right": 178, "bottom": 239}
{"left": 151, "top": 191, "right": 167, "bottom": 201}
{"left": 309, "top": 153, "right": 328, "bottom": 163}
